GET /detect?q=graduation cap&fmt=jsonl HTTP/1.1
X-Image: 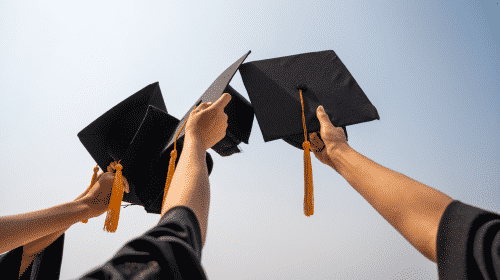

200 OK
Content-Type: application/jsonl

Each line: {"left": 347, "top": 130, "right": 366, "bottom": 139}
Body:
{"left": 160, "top": 51, "right": 253, "bottom": 210}
{"left": 78, "top": 51, "right": 254, "bottom": 231}
{"left": 239, "top": 50, "right": 380, "bottom": 216}
{"left": 161, "top": 51, "right": 253, "bottom": 157}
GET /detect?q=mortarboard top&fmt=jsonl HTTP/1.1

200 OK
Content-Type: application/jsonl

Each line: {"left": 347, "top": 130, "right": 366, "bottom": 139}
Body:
{"left": 239, "top": 50, "right": 379, "bottom": 149}
{"left": 158, "top": 51, "right": 254, "bottom": 215}
{"left": 239, "top": 50, "right": 380, "bottom": 216}
{"left": 161, "top": 51, "right": 254, "bottom": 157}
{"left": 78, "top": 82, "right": 214, "bottom": 215}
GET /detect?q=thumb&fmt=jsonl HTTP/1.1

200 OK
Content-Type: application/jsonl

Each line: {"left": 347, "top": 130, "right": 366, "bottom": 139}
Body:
{"left": 316, "top": 106, "right": 334, "bottom": 129}
{"left": 316, "top": 105, "right": 335, "bottom": 144}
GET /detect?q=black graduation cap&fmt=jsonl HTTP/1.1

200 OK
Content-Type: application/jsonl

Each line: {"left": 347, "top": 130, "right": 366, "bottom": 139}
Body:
{"left": 239, "top": 50, "right": 380, "bottom": 216}
{"left": 78, "top": 82, "right": 214, "bottom": 215}
{"left": 161, "top": 51, "right": 254, "bottom": 157}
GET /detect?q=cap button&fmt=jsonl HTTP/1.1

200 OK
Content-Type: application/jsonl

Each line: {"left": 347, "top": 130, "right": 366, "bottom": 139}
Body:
{"left": 296, "top": 84, "right": 307, "bottom": 92}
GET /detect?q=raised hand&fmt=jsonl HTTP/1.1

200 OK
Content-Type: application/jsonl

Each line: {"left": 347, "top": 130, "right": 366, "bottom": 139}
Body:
{"left": 79, "top": 171, "right": 130, "bottom": 219}
{"left": 185, "top": 93, "right": 231, "bottom": 151}
{"left": 309, "top": 105, "right": 349, "bottom": 168}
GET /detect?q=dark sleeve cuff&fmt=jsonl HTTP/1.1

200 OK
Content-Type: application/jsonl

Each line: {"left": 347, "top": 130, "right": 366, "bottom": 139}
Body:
{"left": 0, "top": 233, "right": 65, "bottom": 280}
{"left": 437, "top": 200, "right": 500, "bottom": 279}
{"left": 81, "top": 206, "right": 206, "bottom": 280}
{"left": 157, "top": 205, "right": 204, "bottom": 259}
{"left": 0, "top": 247, "right": 23, "bottom": 279}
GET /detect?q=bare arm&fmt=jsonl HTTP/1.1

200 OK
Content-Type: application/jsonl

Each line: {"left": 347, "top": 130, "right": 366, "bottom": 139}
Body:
{"left": 310, "top": 106, "right": 453, "bottom": 263}
{"left": 2, "top": 169, "right": 128, "bottom": 278}
{"left": 21, "top": 227, "right": 67, "bottom": 258}
{"left": 18, "top": 228, "right": 68, "bottom": 278}
{"left": 161, "top": 139, "right": 210, "bottom": 246}
{"left": 331, "top": 145, "right": 452, "bottom": 262}
{"left": 17, "top": 178, "right": 100, "bottom": 258}
{"left": 0, "top": 171, "right": 128, "bottom": 255}
{"left": 0, "top": 200, "right": 92, "bottom": 255}
{"left": 161, "top": 93, "right": 231, "bottom": 247}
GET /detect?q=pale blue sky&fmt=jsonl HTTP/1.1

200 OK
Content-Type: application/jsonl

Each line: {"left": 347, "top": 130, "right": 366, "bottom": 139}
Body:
{"left": 0, "top": 1, "right": 498, "bottom": 279}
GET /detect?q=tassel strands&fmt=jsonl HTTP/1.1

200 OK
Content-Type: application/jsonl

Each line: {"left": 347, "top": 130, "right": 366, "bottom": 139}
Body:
{"left": 162, "top": 149, "right": 178, "bottom": 209}
{"left": 299, "top": 89, "right": 314, "bottom": 216}
{"left": 302, "top": 141, "right": 314, "bottom": 216}
{"left": 103, "top": 161, "right": 125, "bottom": 233}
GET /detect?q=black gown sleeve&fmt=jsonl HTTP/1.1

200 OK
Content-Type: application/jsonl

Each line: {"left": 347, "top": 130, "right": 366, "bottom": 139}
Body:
{"left": 79, "top": 206, "right": 207, "bottom": 280}
{"left": 0, "top": 233, "right": 65, "bottom": 280}
{"left": 437, "top": 200, "right": 500, "bottom": 279}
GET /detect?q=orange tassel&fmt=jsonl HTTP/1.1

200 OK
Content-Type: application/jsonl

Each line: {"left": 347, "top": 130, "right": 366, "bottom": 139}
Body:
{"left": 162, "top": 150, "right": 177, "bottom": 210}
{"left": 162, "top": 117, "right": 189, "bottom": 210}
{"left": 299, "top": 89, "right": 314, "bottom": 216}
{"left": 303, "top": 141, "right": 314, "bottom": 216}
{"left": 104, "top": 161, "right": 124, "bottom": 232}
{"left": 81, "top": 164, "right": 100, "bottom": 223}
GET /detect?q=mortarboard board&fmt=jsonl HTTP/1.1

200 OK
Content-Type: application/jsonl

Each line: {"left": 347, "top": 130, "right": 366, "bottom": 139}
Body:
{"left": 161, "top": 51, "right": 254, "bottom": 157}
{"left": 159, "top": 51, "right": 254, "bottom": 212}
{"left": 78, "top": 82, "right": 214, "bottom": 217}
{"left": 239, "top": 50, "right": 380, "bottom": 216}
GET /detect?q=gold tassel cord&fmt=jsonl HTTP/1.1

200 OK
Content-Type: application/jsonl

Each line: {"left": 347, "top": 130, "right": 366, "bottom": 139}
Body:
{"left": 162, "top": 117, "right": 190, "bottom": 210}
{"left": 104, "top": 161, "right": 125, "bottom": 233}
{"left": 299, "top": 89, "right": 314, "bottom": 216}
{"left": 303, "top": 141, "right": 314, "bottom": 216}
{"left": 81, "top": 164, "right": 100, "bottom": 223}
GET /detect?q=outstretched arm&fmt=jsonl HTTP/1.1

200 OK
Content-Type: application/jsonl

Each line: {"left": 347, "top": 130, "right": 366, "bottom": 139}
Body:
{"left": 310, "top": 106, "right": 453, "bottom": 263}
{"left": 17, "top": 177, "right": 106, "bottom": 259}
{"left": 17, "top": 183, "right": 100, "bottom": 278}
{"left": 161, "top": 93, "right": 231, "bottom": 248}
{"left": 0, "top": 171, "right": 129, "bottom": 255}
{"left": 0, "top": 201, "right": 91, "bottom": 255}
{"left": 329, "top": 144, "right": 451, "bottom": 262}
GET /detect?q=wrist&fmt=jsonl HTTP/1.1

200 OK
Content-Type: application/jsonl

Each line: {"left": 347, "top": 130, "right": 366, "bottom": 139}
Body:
{"left": 328, "top": 143, "right": 353, "bottom": 172}
{"left": 184, "top": 135, "right": 207, "bottom": 153}
{"left": 75, "top": 198, "right": 97, "bottom": 221}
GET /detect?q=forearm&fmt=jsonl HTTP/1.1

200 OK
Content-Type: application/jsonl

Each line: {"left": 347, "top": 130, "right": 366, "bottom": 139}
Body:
{"left": 17, "top": 191, "right": 87, "bottom": 271}
{"left": 161, "top": 138, "right": 210, "bottom": 246}
{"left": 22, "top": 227, "right": 68, "bottom": 256}
{"left": 331, "top": 145, "right": 453, "bottom": 262}
{"left": 0, "top": 200, "right": 91, "bottom": 254}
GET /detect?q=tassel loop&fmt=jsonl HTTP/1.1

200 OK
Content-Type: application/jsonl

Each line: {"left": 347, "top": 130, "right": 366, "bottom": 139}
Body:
{"left": 104, "top": 161, "right": 124, "bottom": 233}
{"left": 302, "top": 141, "right": 311, "bottom": 151}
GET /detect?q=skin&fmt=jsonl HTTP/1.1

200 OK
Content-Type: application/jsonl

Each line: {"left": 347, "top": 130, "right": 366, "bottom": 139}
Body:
{"left": 1, "top": 93, "right": 229, "bottom": 277}
{"left": 0, "top": 167, "right": 130, "bottom": 277}
{"left": 160, "top": 93, "right": 231, "bottom": 247}
{"left": 309, "top": 105, "right": 453, "bottom": 263}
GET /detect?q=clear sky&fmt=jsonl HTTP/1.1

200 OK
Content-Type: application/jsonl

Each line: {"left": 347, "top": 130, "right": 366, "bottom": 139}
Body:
{"left": 0, "top": 1, "right": 498, "bottom": 279}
